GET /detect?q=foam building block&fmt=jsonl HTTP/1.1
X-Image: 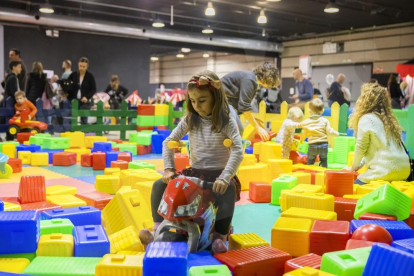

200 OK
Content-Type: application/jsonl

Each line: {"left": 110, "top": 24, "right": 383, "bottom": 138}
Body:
{"left": 345, "top": 239, "right": 377, "bottom": 250}
{"left": 335, "top": 197, "right": 357, "bottom": 221}
{"left": 2, "top": 144, "right": 16, "bottom": 158}
{"left": 92, "top": 152, "right": 106, "bottom": 170}
{"left": 0, "top": 258, "right": 30, "bottom": 274}
{"left": 143, "top": 242, "right": 188, "bottom": 276}
{"left": 349, "top": 220, "right": 413, "bottom": 240}
{"left": 267, "top": 159, "right": 293, "bottom": 183}
{"left": 52, "top": 152, "right": 77, "bottom": 166}
{"left": 46, "top": 185, "right": 77, "bottom": 196}
{"left": 41, "top": 206, "right": 101, "bottom": 226}
{"left": 66, "top": 148, "right": 91, "bottom": 162}
{"left": 104, "top": 151, "right": 118, "bottom": 168}
{"left": 280, "top": 172, "right": 312, "bottom": 185}
{"left": 128, "top": 160, "right": 156, "bottom": 170}
{"left": 310, "top": 220, "right": 350, "bottom": 256}
{"left": 95, "top": 254, "right": 144, "bottom": 276}
{"left": 284, "top": 253, "right": 322, "bottom": 273}
{"left": 81, "top": 153, "right": 93, "bottom": 167}
{"left": 23, "top": 256, "right": 101, "bottom": 276}
{"left": 238, "top": 163, "right": 269, "bottom": 190}
{"left": 357, "top": 183, "right": 387, "bottom": 195}
{"left": 0, "top": 199, "right": 3, "bottom": 211}
{"left": 281, "top": 207, "right": 337, "bottom": 224}
{"left": 85, "top": 136, "right": 107, "bottom": 149}
{"left": 0, "top": 253, "right": 36, "bottom": 263}
{"left": 133, "top": 181, "right": 153, "bottom": 210}
{"left": 325, "top": 170, "right": 354, "bottom": 197}
{"left": 354, "top": 184, "right": 412, "bottom": 220}
{"left": 110, "top": 160, "right": 129, "bottom": 170}
{"left": 93, "top": 142, "right": 112, "bottom": 152}
{"left": 95, "top": 175, "right": 121, "bottom": 195}
{"left": 292, "top": 184, "right": 323, "bottom": 193}
{"left": 333, "top": 136, "right": 355, "bottom": 164}
{"left": 3, "top": 201, "right": 21, "bottom": 211}
{"left": 214, "top": 246, "right": 292, "bottom": 276}
{"left": 271, "top": 217, "right": 312, "bottom": 257}
{"left": 188, "top": 251, "right": 222, "bottom": 270}
{"left": 241, "top": 154, "right": 257, "bottom": 166}
{"left": 102, "top": 189, "right": 153, "bottom": 235}
{"left": 229, "top": 233, "right": 269, "bottom": 251}
{"left": 0, "top": 210, "right": 40, "bottom": 254}
{"left": 117, "top": 151, "right": 132, "bottom": 162}
{"left": 42, "top": 137, "right": 70, "bottom": 150}
{"left": 30, "top": 152, "right": 49, "bottom": 166}
{"left": 249, "top": 182, "right": 271, "bottom": 203}
{"left": 391, "top": 238, "right": 414, "bottom": 254}
{"left": 104, "top": 167, "right": 121, "bottom": 175}
{"left": 17, "top": 132, "right": 34, "bottom": 144}
{"left": 37, "top": 233, "right": 74, "bottom": 257}
{"left": 7, "top": 158, "right": 22, "bottom": 173}
{"left": 119, "top": 169, "right": 162, "bottom": 187}
{"left": 320, "top": 247, "right": 371, "bottom": 276}
{"left": 258, "top": 142, "right": 282, "bottom": 162}
{"left": 73, "top": 225, "right": 110, "bottom": 257}
{"left": 108, "top": 225, "right": 144, "bottom": 253}
{"left": 151, "top": 134, "right": 165, "bottom": 154}
{"left": 61, "top": 131, "right": 86, "bottom": 148}
{"left": 40, "top": 218, "right": 74, "bottom": 235}
{"left": 20, "top": 202, "right": 61, "bottom": 213}
{"left": 46, "top": 195, "right": 86, "bottom": 208}
{"left": 16, "top": 144, "right": 40, "bottom": 153}
{"left": 18, "top": 151, "right": 32, "bottom": 164}
{"left": 280, "top": 191, "right": 335, "bottom": 212}
{"left": 189, "top": 265, "right": 232, "bottom": 276}
{"left": 116, "top": 144, "right": 137, "bottom": 156}
{"left": 285, "top": 267, "right": 336, "bottom": 276}
{"left": 74, "top": 191, "right": 113, "bottom": 210}
{"left": 362, "top": 243, "right": 414, "bottom": 276}
{"left": 271, "top": 175, "right": 298, "bottom": 206}
{"left": 38, "top": 149, "right": 64, "bottom": 164}
{"left": 359, "top": 213, "right": 397, "bottom": 221}
{"left": 18, "top": 175, "right": 46, "bottom": 204}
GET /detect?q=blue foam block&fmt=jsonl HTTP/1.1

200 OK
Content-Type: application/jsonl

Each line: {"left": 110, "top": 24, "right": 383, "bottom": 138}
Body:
{"left": 350, "top": 220, "right": 413, "bottom": 241}
{"left": 105, "top": 151, "right": 118, "bottom": 168}
{"left": 0, "top": 199, "right": 3, "bottom": 211}
{"left": 143, "top": 242, "right": 188, "bottom": 276}
{"left": 245, "top": 146, "right": 253, "bottom": 154}
{"left": 93, "top": 142, "right": 112, "bottom": 152}
{"left": 16, "top": 145, "right": 41, "bottom": 153}
{"left": 362, "top": 243, "right": 414, "bottom": 276}
{"left": 41, "top": 206, "right": 101, "bottom": 226}
{"left": 157, "top": 130, "right": 171, "bottom": 139}
{"left": 188, "top": 251, "right": 222, "bottom": 269}
{"left": 38, "top": 149, "right": 64, "bottom": 164}
{"left": 0, "top": 210, "right": 40, "bottom": 254}
{"left": 182, "top": 134, "right": 189, "bottom": 140}
{"left": 391, "top": 238, "right": 414, "bottom": 254}
{"left": 73, "top": 225, "right": 110, "bottom": 257}
{"left": 151, "top": 134, "right": 165, "bottom": 154}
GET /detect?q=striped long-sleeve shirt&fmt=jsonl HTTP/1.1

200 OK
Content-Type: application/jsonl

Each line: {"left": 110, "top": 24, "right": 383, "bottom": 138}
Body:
{"left": 162, "top": 115, "right": 244, "bottom": 184}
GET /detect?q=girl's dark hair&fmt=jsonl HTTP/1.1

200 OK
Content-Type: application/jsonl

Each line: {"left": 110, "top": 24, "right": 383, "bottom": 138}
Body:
{"left": 186, "top": 70, "right": 230, "bottom": 133}
{"left": 387, "top": 73, "right": 399, "bottom": 87}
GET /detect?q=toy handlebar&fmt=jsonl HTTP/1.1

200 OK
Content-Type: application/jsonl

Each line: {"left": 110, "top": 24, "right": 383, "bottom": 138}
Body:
{"left": 167, "top": 141, "right": 187, "bottom": 149}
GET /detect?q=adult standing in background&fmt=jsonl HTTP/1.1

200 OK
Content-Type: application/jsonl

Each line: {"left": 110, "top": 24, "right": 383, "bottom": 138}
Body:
{"left": 328, "top": 74, "right": 346, "bottom": 106}
{"left": 2, "top": 48, "right": 27, "bottom": 91}
{"left": 61, "top": 60, "right": 72, "bottom": 79}
{"left": 221, "top": 61, "right": 281, "bottom": 141}
{"left": 290, "top": 69, "right": 314, "bottom": 110}
{"left": 3, "top": 61, "right": 22, "bottom": 106}
{"left": 105, "top": 75, "right": 128, "bottom": 109}
{"left": 388, "top": 73, "right": 404, "bottom": 109}
{"left": 26, "top": 61, "right": 47, "bottom": 104}
{"left": 68, "top": 57, "right": 96, "bottom": 125}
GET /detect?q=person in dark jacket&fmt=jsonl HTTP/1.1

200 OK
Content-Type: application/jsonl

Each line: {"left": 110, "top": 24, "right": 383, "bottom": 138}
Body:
{"left": 1, "top": 48, "right": 27, "bottom": 92}
{"left": 388, "top": 73, "right": 404, "bottom": 109}
{"left": 68, "top": 57, "right": 97, "bottom": 125}
{"left": 3, "top": 61, "right": 22, "bottom": 107}
{"left": 26, "top": 61, "right": 47, "bottom": 104}
{"left": 104, "top": 75, "right": 128, "bottom": 109}
{"left": 328, "top": 74, "right": 346, "bottom": 106}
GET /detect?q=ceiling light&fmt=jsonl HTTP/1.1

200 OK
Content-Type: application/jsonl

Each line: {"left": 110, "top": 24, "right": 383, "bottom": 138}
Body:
{"left": 181, "top": 48, "right": 191, "bottom": 53}
{"left": 150, "top": 57, "right": 159, "bottom": 61}
{"left": 152, "top": 18, "right": 165, "bottom": 28}
{"left": 39, "top": 2, "right": 54, "bottom": 14}
{"left": 257, "top": 9, "right": 267, "bottom": 24}
{"left": 176, "top": 53, "right": 185, "bottom": 58}
{"left": 202, "top": 26, "right": 214, "bottom": 34}
{"left": 205, "top": 2, "right": 215, "bottom": 16}
{"left": 324, "top": 0, "right": 339, "bottom": 13}
{"left": 203, "top": 53, "right": 210, "bottom": 58}
{"left": 266, "top": 0, "right": 281, "bottom": 2}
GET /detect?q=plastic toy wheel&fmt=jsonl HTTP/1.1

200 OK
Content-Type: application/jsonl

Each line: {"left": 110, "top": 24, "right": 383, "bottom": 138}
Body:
{"left": 8, "top": 125, "right": 20, "bottom": 135}
{"left": 0, "top": 164, "right": 13, "bottom": 179}
{"left": 31, "top": 127, "right": 41, "bottom": 134}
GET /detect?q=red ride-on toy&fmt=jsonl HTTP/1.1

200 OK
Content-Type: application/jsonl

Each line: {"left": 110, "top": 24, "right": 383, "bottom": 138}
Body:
{"left": 8, "top": 109, "right": 48, "bottom": 136}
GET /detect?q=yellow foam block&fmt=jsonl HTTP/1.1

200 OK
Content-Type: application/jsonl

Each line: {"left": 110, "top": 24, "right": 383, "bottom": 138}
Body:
{"left": 291, "top": 184, "right": 323, "bottom": 193}
{"left": 404, "top": 187, "right": 414, "bottom": 208}
{"left": 370, "top": 180, "right": 390, "bottom": 186}
{"left": 31, "top": 152, "right": 49, "bottom": 166}
{"left": 108, "top": 225, "right": 144, "bottom": 253}
{"left": 117, "top": 186, "right": 132, "bottom": 194}
{"left": 228, "top": 233, "right": 269, "bottom": 251}
{"left": 0, "top": 258, "right": 30, "bottom": 273}
{"left": 259, "top": 142, "right": 282, "bottom": 163}
{"left": 132, "top": 181, "right": 154, "bottom": 210}
{"left": 353, "top": 184, "right": 359, "bottom": 194}
{"left": 23, "top": 141, "right": 30, "bottom": 145}
{"left": 253, "top": 142, "right": 261, "bottom": 155}
{"left": 2, "top": 144, "right": 16, "bottom": 158}
{"left": 241, "top": 154, "right": 257, "bottom": 166}
{"left": 271, "top": 217, "right": 312, "bottom": 257}
{"left": 242, "top": 124, "right": 256, "bottom": 141}
{"left": 344, "top": 194, "right": 366, "bottom": 199}
{"left": 64, "top": 148, "right": 91, "bottom": 162}
{"left": 267, "top": 159, "right": 293, "bottom": 183}
{"left": 391, "top": 181, "right": 414, "bottom": 192}
{"left": 46, "top": 195, "right": 86, "bottom": 208}
{"left": 348, "top": 152, "right": 354, "bottom": 167}
{"left": 3, "top": 201, "right": 21, "bottom": 211}
{"left": 61, "top": 131, "right": 86, "bottom": 148}
{"left": 238, "top": 163, "right": 269, "bottom": 191}
{"left": 280, "top": 190, "right": 334, "bottom": 212}
{"left": 117, "top": 251, "right": 145, "bottom": 256}
{"left": 105, "top": 167, "right": 121, "bottom": 175}
{"left": 284, "top": 267, "right": 336, "bottom": 276}
{"left": 356, "top": 183, "right": 384, "bottom": 194}
{"left": 18, "top": 151, "right": 32, "bottom": 165}
{"left": 95, "top": 254, "right": 144, "bottom": 276}
{"left": 315, "top": 173, "right": 324, "bottom": 186}
{"left": 282, "top": 173, "right": 312, "bottom": 185}
{"left": 85, "top": 136, "right": 108, "bottom": 148}
{"left": 281, "top": 207, "right": 337, "bottom": 223}
{"left": 95, "top": 175, "right": 121, "bottom": 195}
{"left": 102, "top": 189, "right": 153, "bottom": 235}
{"left": 120, "top": 169, "right": 162, "bottom": 187}
{"left": 292, "top": 164, "right": 327, "bottom": 173}
{"left": 154, "top": 104, "right": 169, "bottom": 116}
{"left": 46, "top": 185, "right": 77, "bottom": 196}
{"left": 37, "top": 233, "right": 74, "bottom": 257}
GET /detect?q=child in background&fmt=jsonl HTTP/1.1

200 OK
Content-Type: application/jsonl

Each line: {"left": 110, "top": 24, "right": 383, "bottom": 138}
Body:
{"left": 274, "top": 107, "right": 304, "bottom": 159}
{"left": 299, "top": 98, "right": 339, "bottom": 167}
{"left": 139, "top": 70, "right": 244, "bottom": 254}
{"left": 14, "top": 91, "right": 37, "bottom": 120}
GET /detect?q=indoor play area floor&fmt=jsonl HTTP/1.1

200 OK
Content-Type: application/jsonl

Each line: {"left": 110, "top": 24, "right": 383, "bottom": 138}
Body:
{"left": 0, "top": 153, "right": 280, "bottom": 243}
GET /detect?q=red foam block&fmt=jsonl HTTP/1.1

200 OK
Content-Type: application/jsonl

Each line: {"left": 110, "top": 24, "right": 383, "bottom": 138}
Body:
{"left": 18, "top": 175, "right": 46, "bottom": 204}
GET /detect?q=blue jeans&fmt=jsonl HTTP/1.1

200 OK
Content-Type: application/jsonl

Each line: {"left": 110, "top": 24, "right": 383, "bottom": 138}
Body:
{"left": 229, "top": 105, "right": 244, "bottom": 136}
{"left": 307, "top": 142, "right": 328, "bottom": 168}
{"left": 354, "top": 179, "right": 366, "bottom": 185}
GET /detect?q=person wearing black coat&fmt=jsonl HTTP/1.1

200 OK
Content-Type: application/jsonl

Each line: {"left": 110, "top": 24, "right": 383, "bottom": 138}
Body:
{"left": 3, "top": 61, "right": 22, "bottom": 107}
{"left": 68, "top": 57, "right": 96, "bottom": 124}
{"left": 388, "top": 73, "right": 404, "bottom": 109}
{"left": 104, "top": 75, "right": 128, "bottom": 109}
{"left": 26, "top": 62, "right": 47, "bottom": 104}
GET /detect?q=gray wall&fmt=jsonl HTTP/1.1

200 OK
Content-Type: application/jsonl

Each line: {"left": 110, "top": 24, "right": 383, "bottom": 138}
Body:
{"left": 3, "top": 26, "right": 151, "bottom": 98}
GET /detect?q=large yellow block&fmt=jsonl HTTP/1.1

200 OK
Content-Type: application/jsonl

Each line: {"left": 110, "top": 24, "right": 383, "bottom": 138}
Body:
{"left": 271, "top": 217, "right": 312, "bottom": 257}
{"left": 281, "top": 172, "right": 312, "bottom": 185}
{"left": 95, "top": 254, "right": 144, "bottom": 276}
{"left": 105, "top": 167, "right": 121, "bottom": 175}
{"left": 30, "top": 152, "right": 49, "bottom": 166}
{"left": 18, "top": 151, "right": 32, "bottom": 164}
{"left": 46, "top": 195, "right": 86, "bottom": 208}
{"left": 23, "top": 141, "right": 30, "bottom": 145}
{"left": 120, "top": 169, "right": 162, "bottom": 187}
{"left": 84, "top": 136, "right": 108, "bottom": 148}
{"left": 259, "top": 142, "right": 282, "bottom": 163}
{"left": 292, "top": 184, "right": 323, "bottom": 193}
{"left": 240, "top": 154, "right": 257, "bottom": 166}
{"left": 391, "top": 181, "right": 414, "bottom": 192}
{"left": 117, "top": 251, "right": 145, "bottom": 256}
{"left": 281, "top": 207, "right": 337, "bottom": 224}
{"left": 404, "top": 187, "right": 414, "bottom": 208}
{"left": 108, "top": 225, "right": 144, "bottom": 253}
{"left": 2, "top": 144, "right": 16, "bottom": 158}
{"left": 315, "top": 173, "right": 325, "bottom": 186}
{"left": 238, "top": 163, "right": 269, "bottom": 191}
{"left": 267, "top": 159, "right": 293, "bottom": 183}
{"left": 242, "top": 124, "right": 257, "bottom": 141}
{"left": 37, "top": 233, "right": 74, "bottom": 257}
{"left": 292, "top": 164, "right": 327, "bottom": 173}
{"left": 343, "top": 194, "right": 366, "bottom": 199}
{"left": 280, "top": 191, "right": 334, "bottom": 212}
{"left": 102, "top": 189, "right": 153, "bottom": 235}
{"left": 95, "top": 175, "right": 121, "bottom": 195}
{"left": 356, "top": 183, "right": 384, "bottom": 194}
{"left": 0, "top": 258, "right": 30, "bottom": 273}
{"left": 228, "top": 233, "right": 269, "bottom": 251}
{"left": 61, "top": 131, "right": 86, "bottom": 148}
{"left": 284, "top": 267, "right": 337, "bottom": 276}
{"left": 46, "top": 185, "right": 77, "bottom": 196}
{"left": 132, "top": 181, "right": 154, "bottom": 210}
{"left": 64, "top": 148, "right": 91, "bottom": 162}
{"left": 3, "top": 201, "right": 21, "bottom": 211}
{"left": 154, "top": 104, "right": 169, "bottom": 116}
{"left": 253, "top": 142, "right": 261, "bottom": 155}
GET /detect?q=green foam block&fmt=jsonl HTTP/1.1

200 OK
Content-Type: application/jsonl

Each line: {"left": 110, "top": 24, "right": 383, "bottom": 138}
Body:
{"left": 189, "top": 265, "right": 232, "bottom": 276}
{"left": 128, "top": 161, "right": 156, "bottom": 170}
{"left": 0, "top": 252, "right": 37, "bottom": 262}
{"left": 271, "top": 175, "right": 298, "bottom": 206}
{"left": 40, "top": 219, "right": 74, "bottom": 235}
{"left": 321, "top": 247, "right": 371, "bottom": 276}
{"left": 42, "top": 137, "right": 70, "bottom": 150}
{"left": 23, "top": 257, "right": 101, "bottom": 276}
